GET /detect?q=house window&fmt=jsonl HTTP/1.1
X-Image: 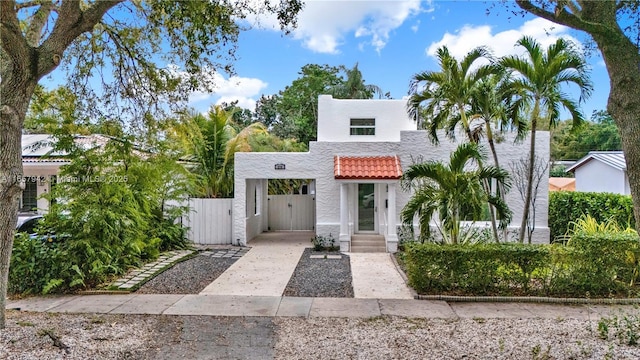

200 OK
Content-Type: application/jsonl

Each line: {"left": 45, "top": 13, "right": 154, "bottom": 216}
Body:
{"left": 350, "top": 118, "right": 375, "bottom": 135}
{"left": 254, "top": 185, "right": 261, "bottom": 216}
{"left": 21, "top": 177, "right": 37, "bottom": 212}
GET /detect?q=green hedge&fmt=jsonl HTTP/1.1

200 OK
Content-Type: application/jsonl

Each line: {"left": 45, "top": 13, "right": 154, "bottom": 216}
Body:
{"left": 404, "top": 232, "right": 640, "bottom": 297}
{"left": 549, "top": 191, "right": 635, "bottom": 241}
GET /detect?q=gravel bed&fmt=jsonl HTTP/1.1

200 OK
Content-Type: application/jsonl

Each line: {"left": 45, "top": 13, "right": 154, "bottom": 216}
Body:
{"left": 136, "top": 253, "right": 237, "bottom": 294}
{"left": 283, "top": 248, "right": 353, "bottom": 297}
{"left": 275, "top": 316, "right": 640, "bottom": 359}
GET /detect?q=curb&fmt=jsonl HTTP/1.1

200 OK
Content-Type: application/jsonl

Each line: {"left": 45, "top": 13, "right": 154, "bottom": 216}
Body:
{"left": 389, "top": 253, "right": 418, "bottom": 298}
{"left": 415, "top": 294, "right": 640, "bottom": 305}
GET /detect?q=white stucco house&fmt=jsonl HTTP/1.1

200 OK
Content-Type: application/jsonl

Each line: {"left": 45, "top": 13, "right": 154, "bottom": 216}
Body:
{"left": 20, "top": 133, "right": 112, "bottom": 213}
{"left": 233, "top": 95, "right": 550, "bottom": 252}
{"left": 566, "top": 151, "right": 630, "bottom": 195}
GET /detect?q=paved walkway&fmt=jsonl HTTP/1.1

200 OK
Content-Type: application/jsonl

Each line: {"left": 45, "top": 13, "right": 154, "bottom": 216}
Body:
{"left": 349, "top": 253, "right": 414, "bottom": 299}
{"left": 6, "top": 294, "right": 632, "bottom": 320}
{"left": 199, "top": 232, "right": 311, "bottom": 296}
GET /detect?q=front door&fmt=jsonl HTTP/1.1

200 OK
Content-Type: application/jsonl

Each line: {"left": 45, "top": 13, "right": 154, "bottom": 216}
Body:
{"left": 357, "top": 183, "right": 376, "bottom": 233}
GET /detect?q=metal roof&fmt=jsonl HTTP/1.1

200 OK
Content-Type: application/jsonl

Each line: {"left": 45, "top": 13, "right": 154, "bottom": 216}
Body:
{"left": 21, "top": 134, "right": 117, "bottom": 158}
{"left": 566, "top": 151, "right": 626, "bottom": 172}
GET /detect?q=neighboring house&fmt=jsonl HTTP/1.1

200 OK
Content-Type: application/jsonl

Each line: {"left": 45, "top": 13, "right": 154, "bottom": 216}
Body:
{"left": 549, "top": 177, "right": 575, "bottom": 192}
{"left": 20, "top": 133, "right": 112, "bottom": 213}
{"left": 566, "top": 151, "right": 630, "bottom": 195}
{"left": 233, "top": 95, "right": 551, "bottom": 252}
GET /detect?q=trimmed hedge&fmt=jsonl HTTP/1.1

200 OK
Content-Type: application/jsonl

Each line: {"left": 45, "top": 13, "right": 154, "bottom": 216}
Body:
{"left": 549, "top": 191, "right": 634, "bottom": 241}
{"left": 404, "top": 232, "right": 640, "bottom": 297}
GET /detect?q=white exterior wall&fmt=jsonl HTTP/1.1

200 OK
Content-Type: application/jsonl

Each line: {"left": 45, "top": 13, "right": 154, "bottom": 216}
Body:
{"left": 574, "top": 161, "right": 627, "bottom": 194}
{"left": 317, "top": 95, "right": 417, "bottom": 142}
{"left": 22, "top": 163, "right": 62, "bottom": 213}
{"left": 233, "top": 130, "right": 551, "bottom": 246}
{"left": 625, "top": 172, "right": 631, "bottom": 195}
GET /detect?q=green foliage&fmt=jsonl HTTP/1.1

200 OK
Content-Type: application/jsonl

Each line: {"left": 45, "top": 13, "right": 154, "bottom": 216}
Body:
{"left": 9, "top": 133, "right": 191, "bottom": 294}
{"left": 310, "top": 234, "right": 337, "bottom": 251}
{"left": 549, "top": 191, "right": 635, "bottom": 241}
{"left": 549, "top": 165, "right": 573, "bottom": 178}
{"left": 404, "top": 243, "right": 549, "bottom": 295}
{"left": 550, "top": 111, "right": 622, "bottom": 161}
{"left": 171, "top": 106, "right": 267, "bottom": 198}
{"left": 598, "top": 310, "right": 640, "bottom": 346}
{"left": 8, "top": 234, "right": 69, "bottom": 295}
{"left": 401, "top": 142, "right": 512, "bottom": 244}
{"left": 403, "top": 231, "right": 640, "bottom": 297}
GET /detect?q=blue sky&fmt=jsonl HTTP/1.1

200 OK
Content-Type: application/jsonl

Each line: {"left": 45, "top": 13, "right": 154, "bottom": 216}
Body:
{"left": 44, "top": 0, "right": 611, "bottom": 119}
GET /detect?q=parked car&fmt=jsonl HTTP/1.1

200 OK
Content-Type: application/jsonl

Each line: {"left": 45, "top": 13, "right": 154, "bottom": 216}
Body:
{"left": 16, "top": 214, "right": 44, "bottom": 235}
{"left": 16, "top": 214, "right": 64, "bottom": 242}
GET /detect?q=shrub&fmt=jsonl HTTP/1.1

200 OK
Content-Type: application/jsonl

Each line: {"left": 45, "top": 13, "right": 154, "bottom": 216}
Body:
{"left": 549, "top": 191, "right": 635, "bottom": 241}
{"left": 8, "top": 234, "right": 73, "bottom": 295}
{"left": 404, "top": 243, "right": 550, "bottom": 295}
{"left": 310, "top": 234, "right": 337, "bottom": 251}
{"left": 403, "top": 231, "right": 640, "bottom": 297}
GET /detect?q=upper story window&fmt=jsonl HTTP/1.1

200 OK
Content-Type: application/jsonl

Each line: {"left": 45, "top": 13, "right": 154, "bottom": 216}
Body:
{"left": 350, "top": 118, "right": 375, "bottom": 135}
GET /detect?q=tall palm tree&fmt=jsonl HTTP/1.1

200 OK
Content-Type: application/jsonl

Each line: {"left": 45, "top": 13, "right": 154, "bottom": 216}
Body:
{"left": 407, "top": 46, "right": 506, "bottom": 242}
{"left": 501, "top": 36, "right": 592, "bottom": 243}
{"left": 171, "top": 106, "right": 267, "bottom": 198}
{"left": 330, "top": 63, "right": 383, "bottom": 99}
{"left": 467, "top": 73, "right": 528, "bottom": 240}
{"left": 401, "top": 143, "right": 511, "bottom": 245}
{"left": 407, "top": 46, "right": 495, "bottom": 142}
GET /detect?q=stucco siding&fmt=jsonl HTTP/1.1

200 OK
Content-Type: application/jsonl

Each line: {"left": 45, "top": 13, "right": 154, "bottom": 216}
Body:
{"left": 317, "top": 95, "right": 417, "bottom": 142}
{"left": 575, "top": 161, "right": 626, "bottom": 194}
{"left": 234, "top": 129, "right": 551, "bottom": 245}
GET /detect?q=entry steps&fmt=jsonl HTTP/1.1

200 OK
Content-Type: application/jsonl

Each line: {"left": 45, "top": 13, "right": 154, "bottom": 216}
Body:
{"left": 351, "top": 234, "right": 386, "bottom": 253}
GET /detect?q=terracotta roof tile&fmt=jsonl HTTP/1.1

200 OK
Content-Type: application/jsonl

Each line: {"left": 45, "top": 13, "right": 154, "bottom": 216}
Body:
{"left": 334, "top": 155, "right": 402, "bottom": 180}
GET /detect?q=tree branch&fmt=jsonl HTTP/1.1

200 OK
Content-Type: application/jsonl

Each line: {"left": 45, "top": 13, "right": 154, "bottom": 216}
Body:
{"left": 36, "top": 0, "right": 122, "bottom": 79}
{"left": 0, "top": 1, "right": 29, "bottom": 66}
{"left": 515, "top": 0, "right": 609, "bottom": 35}
{"left": 26, "top": 1, "right": 55, "bottom": 47}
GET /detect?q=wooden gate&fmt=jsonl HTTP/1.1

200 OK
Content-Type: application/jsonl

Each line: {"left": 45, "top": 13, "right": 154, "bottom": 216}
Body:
{"left": 183, "top": 198, "right": 233, "bottom": 244}
{"left": 268, "top": 194, "right": 315, "bottom": 231}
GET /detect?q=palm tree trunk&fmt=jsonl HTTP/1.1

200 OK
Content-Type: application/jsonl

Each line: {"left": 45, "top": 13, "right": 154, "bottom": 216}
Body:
{"left": 486, "top": 124, "right": 507, "bottom": 242}
{"left": 518, "top": 101, "right": 540, "bottom": 243}
{"left": 459, "top": 105, "right": 501, "bottom": 242}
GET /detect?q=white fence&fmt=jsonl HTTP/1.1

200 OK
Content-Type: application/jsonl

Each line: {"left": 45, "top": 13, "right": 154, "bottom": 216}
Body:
{"left": 182, "top": 198, "right": 233, "bottom": 245}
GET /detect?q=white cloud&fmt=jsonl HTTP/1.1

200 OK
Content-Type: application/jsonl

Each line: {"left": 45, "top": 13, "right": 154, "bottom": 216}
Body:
{"left": 411, "top": 20, "right": 420, "bottom": 33}
{"left": 247, "top": 0, "right": 426, "bottom": 54}
{"left": 426, "top": 18, "right": 581, "bottom": 61}
{"left": 170, "top": 67, "right": 267, "bottom": 110}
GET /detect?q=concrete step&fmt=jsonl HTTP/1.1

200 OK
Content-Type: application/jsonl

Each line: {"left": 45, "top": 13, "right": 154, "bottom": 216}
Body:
{"left": 350, "top": 234, "right": 386, "bottom": 252}
{"left": 350, "top": 245, "right": 387, "bottom": 253}
{"left": 351, "top": 239, "right": 385, "bottom": 246}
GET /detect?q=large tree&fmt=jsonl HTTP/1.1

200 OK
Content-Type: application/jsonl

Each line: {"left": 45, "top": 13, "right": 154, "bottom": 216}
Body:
{"left": 510, "top": 0, "right": 640, "bottom": 233}
{"left": 501, "top": 36, "right": 592, "bottom": 243}
{"left": 0, "top": 0, "right": 301, "bottom": 329}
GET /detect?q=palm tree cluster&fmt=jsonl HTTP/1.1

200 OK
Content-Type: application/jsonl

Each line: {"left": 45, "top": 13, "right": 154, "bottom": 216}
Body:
{"left": 406, "top": 36, "right": 592, "bottom": 243}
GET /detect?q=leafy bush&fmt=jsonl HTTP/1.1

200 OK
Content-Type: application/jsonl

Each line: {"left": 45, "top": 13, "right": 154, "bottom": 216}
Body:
{"left": 310, "top": 234, "right": 337, "bottom": 251}
{"left": 8, "top": 234, "right": 74, "bottom": 295}
{"left": 404, "top": 243, "right": 550, "bottom": 295}
{"left": 404, "top": 231, "right": 640, "bottom": 297}
{"left": 9, "top": 135, "right": 192, "bottom": 295}
{"left": 549, "top": 191, "right": 635, "bottom": 241}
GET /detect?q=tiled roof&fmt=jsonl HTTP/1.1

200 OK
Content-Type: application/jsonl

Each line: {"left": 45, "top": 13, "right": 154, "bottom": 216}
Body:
{"left": 334, "top": 155, "right": 402, "bottom": 180}
{"left": 566, "top": 151, "right": 626, "bottom": 172}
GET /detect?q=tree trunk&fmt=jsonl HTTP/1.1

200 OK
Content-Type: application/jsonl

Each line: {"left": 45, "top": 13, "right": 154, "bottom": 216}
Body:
{"left": 486, "top": 125, "right": 508, "bottom": 242}
{"left": 518, "top": 101, "right": 539, "bottom": 243}
{"left": 0, "top": 71, "right": 36, "bottom": 329}
{"left": 592, "top": 32, "right": 640, "bottom": 232}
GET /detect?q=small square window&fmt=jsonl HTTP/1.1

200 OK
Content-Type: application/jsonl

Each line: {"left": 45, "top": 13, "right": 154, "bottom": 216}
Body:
{"left": 350, "top": 118, "right": 375, "bottom": 135}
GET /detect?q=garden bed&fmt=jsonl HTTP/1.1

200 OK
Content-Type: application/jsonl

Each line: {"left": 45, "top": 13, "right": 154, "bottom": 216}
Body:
{"left": 135, "top": 252, "right": 239, "bottom": 294}
{"left": 283, "top": 248, "right": 353, "bottom": 297}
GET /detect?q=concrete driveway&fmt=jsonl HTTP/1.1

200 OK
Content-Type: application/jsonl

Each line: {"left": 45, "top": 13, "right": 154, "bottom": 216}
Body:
{"left": 199, "top": 231, "right": 312, "bottom": 296}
